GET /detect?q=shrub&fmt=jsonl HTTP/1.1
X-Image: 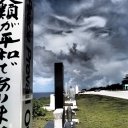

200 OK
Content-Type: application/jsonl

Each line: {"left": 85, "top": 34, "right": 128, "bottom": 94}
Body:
{"left": 33, "top": 99, "right": 47, "bottom": 118}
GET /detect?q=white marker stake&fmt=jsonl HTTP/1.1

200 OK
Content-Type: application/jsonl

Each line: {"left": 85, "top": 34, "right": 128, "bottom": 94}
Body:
{"left": 0, "top": 0, "right": 33, "bottom": 128}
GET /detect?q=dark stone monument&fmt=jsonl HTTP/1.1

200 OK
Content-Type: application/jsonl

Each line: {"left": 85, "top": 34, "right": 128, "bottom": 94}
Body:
{"left": 54, "top": 63, "right": 64, "bottom": 109}
{"left": 66, "top": 106, "right": 72, "bottom": 122}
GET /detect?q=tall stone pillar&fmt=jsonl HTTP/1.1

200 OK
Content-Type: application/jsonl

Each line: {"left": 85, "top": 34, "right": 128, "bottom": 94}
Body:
{"left": 0, "top": 0, "right": 33, "bottom": 128}
{"left": 54, "top": 63, "right": 64, "bottom": 109}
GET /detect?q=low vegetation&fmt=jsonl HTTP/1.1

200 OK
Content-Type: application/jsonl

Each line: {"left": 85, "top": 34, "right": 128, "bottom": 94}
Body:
{"left": 32, "top": 97, "right": 53, "bottom": 128}
{"left": 32, "top": 112, "right": 53, "bottom": 128}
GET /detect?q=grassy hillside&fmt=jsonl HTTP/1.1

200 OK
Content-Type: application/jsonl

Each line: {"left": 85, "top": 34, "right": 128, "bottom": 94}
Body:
{"left": 76, "top": 94, "right": 128, "bottom": 128}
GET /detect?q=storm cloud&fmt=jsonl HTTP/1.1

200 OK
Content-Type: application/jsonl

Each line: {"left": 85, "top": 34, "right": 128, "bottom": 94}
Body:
{"left": 33, "top": 0, "right": 128, "bottom": 91}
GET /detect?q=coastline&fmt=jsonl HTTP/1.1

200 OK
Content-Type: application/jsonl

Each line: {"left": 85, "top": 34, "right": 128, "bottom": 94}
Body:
{"left": 33, "top": 92, "right": 54, "bottom": 99}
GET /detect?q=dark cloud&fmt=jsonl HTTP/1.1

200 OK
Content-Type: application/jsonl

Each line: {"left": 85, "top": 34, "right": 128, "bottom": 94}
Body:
{"left": 33, "top": 0, "right": 128, "bottom": 91}
{"left": 33, "top": 46, "right": 58, "bottom": 77}
{"left": 58, "top": 43, "right": 91, "bottom": 63}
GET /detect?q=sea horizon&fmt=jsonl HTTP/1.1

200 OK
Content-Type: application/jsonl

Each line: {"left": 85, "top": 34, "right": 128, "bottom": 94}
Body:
{"left": 33, "top": 92, "right": 54, "bottom": 99}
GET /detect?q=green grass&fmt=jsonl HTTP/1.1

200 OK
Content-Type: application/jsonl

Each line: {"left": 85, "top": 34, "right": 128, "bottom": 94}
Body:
{"left": 76, "top": 94, "right": 128, "bottom": 128}
{"left": 32, "top": 111, "right": 53, "bottom": 128}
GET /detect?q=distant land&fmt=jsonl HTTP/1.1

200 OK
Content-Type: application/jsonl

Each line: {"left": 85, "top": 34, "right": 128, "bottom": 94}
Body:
{"left": 33, "top": 92, "right": 54, "bottom": 99}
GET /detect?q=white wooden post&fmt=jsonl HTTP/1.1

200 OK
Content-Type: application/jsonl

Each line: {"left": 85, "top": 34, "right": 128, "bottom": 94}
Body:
{"left": 0, "top": 0, "right": 33, "bottom": 128}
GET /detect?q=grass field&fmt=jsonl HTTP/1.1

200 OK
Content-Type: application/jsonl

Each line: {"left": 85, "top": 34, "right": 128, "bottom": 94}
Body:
{"left": 32, "top": 94, "right": 128, "bottom": 128}
{"left": 76, "top": 94, "right": 128, "bottom": 128}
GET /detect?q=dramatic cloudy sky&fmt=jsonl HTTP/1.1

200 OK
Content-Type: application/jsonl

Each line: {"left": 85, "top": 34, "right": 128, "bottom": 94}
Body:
{"left": 33, "top": 0, "right": 128, "bottom": 92}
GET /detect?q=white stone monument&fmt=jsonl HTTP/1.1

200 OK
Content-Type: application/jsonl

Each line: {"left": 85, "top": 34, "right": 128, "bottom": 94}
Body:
{"left": 0, "top": 0, "right": 33, "bottom": 128}
{"left": 75, "top": 85, "right": 79, "bottom": 94}
{"left": 53, "top": 109, "right": 63, "bottom": 128}
{"left": 43, "top": 94, "right": 55, "bottom": 111}
{"left": 50, "top": 94, "right": 55, "bottom": 110}
{"left": 65, "top": 83, "right": 68, "bottom": 97}
{"left": 65, "top": 86, "right": 78, "bottom": 110}
{"left": 69, "top": 86, "right": 75, "bottom": 101}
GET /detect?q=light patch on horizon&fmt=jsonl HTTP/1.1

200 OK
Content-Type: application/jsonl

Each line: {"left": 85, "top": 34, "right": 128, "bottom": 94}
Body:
{"left": 33, "top": 77, "right": 54, "bottom": 92}
{"left": 111, "top": 0, "right": 126, "bottom": 4}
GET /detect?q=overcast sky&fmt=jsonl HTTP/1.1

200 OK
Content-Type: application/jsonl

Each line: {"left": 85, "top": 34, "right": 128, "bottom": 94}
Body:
{"left": 33, "top": 0, "right": 128, "bottom": 92}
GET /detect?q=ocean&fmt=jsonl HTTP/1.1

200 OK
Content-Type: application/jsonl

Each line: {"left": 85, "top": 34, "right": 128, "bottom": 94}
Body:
{"left": 33, "top": 92, "right": 54, "bottom": 99}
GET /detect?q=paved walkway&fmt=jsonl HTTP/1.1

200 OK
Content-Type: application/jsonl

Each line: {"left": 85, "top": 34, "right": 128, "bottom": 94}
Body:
{"left": 81, "top": 90, "right": 128, "bottom": 100}
{"left": 44, "top": 121, "right": 54, "bottom": 128}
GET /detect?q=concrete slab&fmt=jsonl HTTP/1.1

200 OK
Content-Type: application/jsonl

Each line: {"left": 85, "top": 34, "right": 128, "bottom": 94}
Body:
{"left": 65, "top": 100, "right": 76, "bottom": 106}
{"left": 64, "top": 106, "right": 78, "bottom": 110}
{"left": 82, "top": 90, "right": 128, "bottom": 100}
{"left": 65, "top": 119, "right": 79, "bottom": 124}
{"left": 42, "top": 106, "right": 54, "bottom": 111}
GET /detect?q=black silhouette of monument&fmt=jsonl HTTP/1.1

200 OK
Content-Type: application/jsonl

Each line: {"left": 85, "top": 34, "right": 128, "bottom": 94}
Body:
{"left": 54, "top": 62, "right": 64, "bottom": 109}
